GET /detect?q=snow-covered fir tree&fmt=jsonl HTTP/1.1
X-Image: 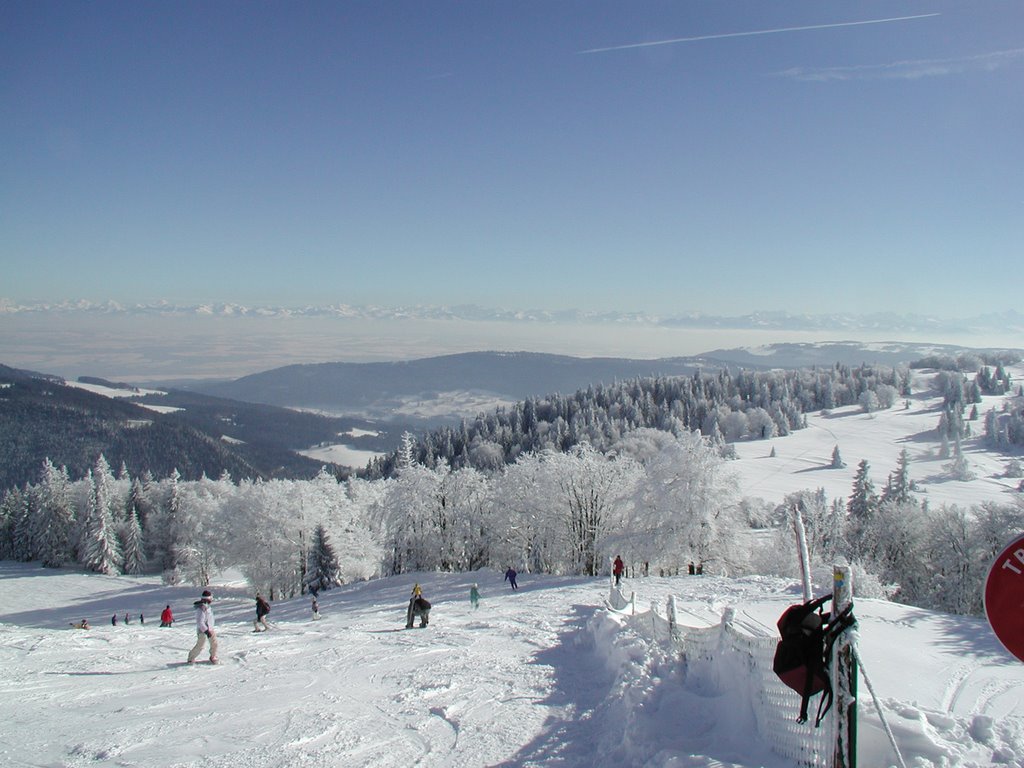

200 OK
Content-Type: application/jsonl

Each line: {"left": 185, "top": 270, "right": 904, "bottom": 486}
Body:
{"left": 121, "top": 504, "right": 146, "bottom": 575}
{"left": 305, "top": 522, "right": 343, "bottom": 592}
{"left": 79, "top": 460, "right": 122, "bottom": 575}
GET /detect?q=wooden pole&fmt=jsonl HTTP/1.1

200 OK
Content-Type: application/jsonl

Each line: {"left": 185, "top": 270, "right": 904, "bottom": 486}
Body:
{"left": 792, "top": 500, "right": 813, "bottom": 603}
{"left": 832, "top": 565, "right": 857, "bottom": 768}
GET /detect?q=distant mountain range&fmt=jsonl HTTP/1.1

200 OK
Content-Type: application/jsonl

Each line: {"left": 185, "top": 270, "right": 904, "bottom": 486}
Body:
{"left": 3, "top": 299, "right": 1023, "bottom": 335}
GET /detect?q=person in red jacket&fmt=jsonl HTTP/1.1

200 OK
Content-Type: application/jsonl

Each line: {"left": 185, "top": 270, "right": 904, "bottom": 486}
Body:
{"left": 613, "top": 555, "right": 625, "bottom": 587}
{"left": 160, "top": 605, "right": 174, "bottom": 627}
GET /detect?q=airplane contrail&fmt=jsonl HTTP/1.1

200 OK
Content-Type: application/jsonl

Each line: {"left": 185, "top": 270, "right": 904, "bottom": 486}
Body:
{"left": 578, "top": 13, "right": 941, "bottom": 54}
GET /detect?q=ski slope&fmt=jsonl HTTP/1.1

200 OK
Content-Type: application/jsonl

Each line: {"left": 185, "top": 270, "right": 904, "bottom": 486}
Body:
{"left": 2, "top": 563, "right": 1024, "bottom": 767}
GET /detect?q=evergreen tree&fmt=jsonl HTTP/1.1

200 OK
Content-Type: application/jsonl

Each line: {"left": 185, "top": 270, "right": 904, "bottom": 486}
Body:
{"left": 830, "top": 445, "right": 845, "bottom": 469}
{"left": 80, "top": 471, "right": 122, "bottom": 575}
{"left": 1, "top": 487, "right": 30, "bottom": 561}
{"left": 35, "top": 459, "right": 76, "bottom": 568}
{"left": 305, "top": 522, "right": 343, "bottom": 592}
{"left": 881, "top": 449, "right": 912, "bottom": 506}
{"left": 846, "top": 459, "right": 878, "bottom": 561}
{"left": 121, "top": 504, "right": 146, "bottom": 575}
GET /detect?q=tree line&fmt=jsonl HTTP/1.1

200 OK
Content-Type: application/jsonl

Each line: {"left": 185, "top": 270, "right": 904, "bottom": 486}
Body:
{"left": 363, "top": 363, "right": 911, "bottom": 478}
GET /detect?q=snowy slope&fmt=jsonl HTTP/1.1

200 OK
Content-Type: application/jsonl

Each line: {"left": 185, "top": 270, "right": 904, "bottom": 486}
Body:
{"left": 2, "top": 563, "right": 1023, "bottom": 768}
{"left": 727, "top": 365, "right": 1023, "bottom": 509}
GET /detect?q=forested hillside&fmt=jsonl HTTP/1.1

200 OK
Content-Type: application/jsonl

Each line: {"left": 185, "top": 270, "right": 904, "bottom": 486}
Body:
{"left": 0, "top": 365, "right": 341, "bottom": 488}
{"left": 364, "top": 362, "right": 911, "bottom": 477}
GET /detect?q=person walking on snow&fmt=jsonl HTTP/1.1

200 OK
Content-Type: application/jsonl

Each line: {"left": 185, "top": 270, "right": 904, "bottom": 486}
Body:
{"left": 613, "top": 555, "right": 625, "bottom": 587}
{"left": 254, "top": 593, "right": 271, "bottom": 632}
{"left": 311, "top": 596, "right": 320, "bottom": 620}
{"left": 504, "top": 567, "right": 518, "bottom": 591}
{"left": 187, "top": 590, "right": 218, "bottom": 664}
{"left": 160, "top": 605, "right": 173, "bottom": 627}
{"left": 406, "top": 584, "right": 431, "bottom": 628}
{"left": 470, "top": 583, "right": 480, "bottom": 609}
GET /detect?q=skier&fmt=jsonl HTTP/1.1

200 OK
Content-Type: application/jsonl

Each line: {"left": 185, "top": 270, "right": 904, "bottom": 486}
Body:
{"left": 160, "top": 605, "right": 174, "bottom": 627}
{"left": 187, "top": 590, "right": 218, "bottom": 664}
{"left": 111, "top": 613, "right": 118, "bottom": 626}
{"left": 254, "top": 593, "right": 271, "bottom": 632}
{"left": 470, "top": 583, "right": 480, "bottom": 609}
{"left": 406, "top": 584, "right": 430, "bottom": 629}
{"left": 613, "top": 555, "right": 625, "bottom": 587}
{"left": 124, "top": 612, "right": 131, "bottom": 625}
{"left": 311, "top": 596, "right": 321, "bottom": 620}
{"left": 504, "top": 567, "right": 518, "bottom": 591}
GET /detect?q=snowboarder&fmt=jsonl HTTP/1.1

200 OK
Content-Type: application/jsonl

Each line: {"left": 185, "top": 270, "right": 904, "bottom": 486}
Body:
{"left": 111, "top": 613, "right": 118, "bottom": 626}
{"left": 254, "top": 593, "right": 271, "bottom": 632}
{"left": 406, "top": 584, "right": 430, "bottom": 629}
{"left": 160, "top": 605, "right": 174, "bottom": 627}
{"left": 470, "top": 583, "right": 480, "bottom": 609}
{"left": 613, "top": 555, "right": 625, "bottom": 587}
{"left": 311, "top": 596, "right": 320, "bottom": 620}
{"left": 70, "top": 619, "right": 90, "bottom": 629}
{"left": 187, "top": 590, "right": 218, "bottom": 664}
{"left": 504, "top": 567, "right": 518, "bottom": 591}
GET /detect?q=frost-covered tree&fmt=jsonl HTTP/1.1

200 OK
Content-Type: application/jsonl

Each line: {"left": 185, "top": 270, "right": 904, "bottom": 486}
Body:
{"left": 881, "top": 449, "right": 912, "bottom": 505}
{"left": 1, "top": 487, "right": 30, "bottom": 561}
{"left": 830, "top": 445, "right": 845, "bottom": 469}
{"left": 491, "top": 452, "right": 564, "bottom": 574}
{"left": 943, "top": 440, "right": 976, "bottom": 481}
{"left": 546, "top": 443, "right": 641, "bottom": 576}
{"left": 846, "top": 459, "right": 878, "bottom": 561}
{"left": 121, "top": 504, "right": 146, "bottom": 575}
{"left": 625, "top": 430, "right": 738, "bottom": 574}
{"left": 305, "top": 522, "right": 343, "bottom": 592}
{"left": 858, "top": 389, "right": 879, "bottom": 414}
{"left": 924, "top": 505, "right": 983, "bottom": 615}
{"left": 80, "top": 463, "right": 122, "bottom": 575}
{"left": 780, "top": 489, "right": 844, "bottom": 570}
{"left": 35, "top": 459, "right": 75, "bottom": 567}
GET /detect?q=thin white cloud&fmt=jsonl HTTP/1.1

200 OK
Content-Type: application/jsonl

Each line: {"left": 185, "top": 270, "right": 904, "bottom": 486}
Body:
{"left": 775, "top": 48, "right": 1024, "bottom": 81}
{"left": 577, "top": 14, "right": 940, "bottom": 54}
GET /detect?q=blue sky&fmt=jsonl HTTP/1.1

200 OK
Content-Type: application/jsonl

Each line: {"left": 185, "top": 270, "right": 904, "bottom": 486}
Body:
{"left": 3, "top": 1, "right": 1022, "bottom": 318}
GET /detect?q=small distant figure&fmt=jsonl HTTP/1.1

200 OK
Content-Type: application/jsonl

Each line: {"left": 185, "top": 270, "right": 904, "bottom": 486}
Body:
{"left": 470, "top": 583, "right": 480, "bottom": 609}
{"left": 111, "top": 613, "right": 118, "bottom": 626}
{"left": 613, "top": 555, "right": 625, "bottom": 587}
{"left": 696, "top": 562, "right": 704, "bottom": 575}
{"left": 124, "top": 612, "right": 131, "bottom": 625}
{"left": 70, "top": 619, "right": 90, "bottom": 630}
{"left": 688, "top": 562, "right": 696, "bottom": 575}
{"left": 160, "top": 605, "right": 174, "bottom": 627}
{"left": 504, "top": 567, "right": 518, "bottom": 591}
{"left": 254, "top": 593, "right": 271, "bottom": 632}
{"left": 311, "top": 596, "right": 321, "bottom": 620}
{"left": 187, "top": 590, "right": 218, "bottom": 664}
{"left": 406, "top": 584, "right": 431, "bottom": 629}
{"left": 139, "top": 613, "right": 144, "bottom": 625}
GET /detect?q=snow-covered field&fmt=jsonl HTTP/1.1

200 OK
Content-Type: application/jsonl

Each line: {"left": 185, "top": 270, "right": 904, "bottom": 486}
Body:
{"left": 2, "top": 564, "right": 1023, "bottom": 767}
{"left": 727, "top": 365, "right": 1023, "bottom": 509}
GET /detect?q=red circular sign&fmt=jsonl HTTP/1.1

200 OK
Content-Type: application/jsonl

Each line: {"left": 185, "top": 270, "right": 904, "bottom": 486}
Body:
{"left": 985, "top": 533, "right": 1024, "bottom": 663}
